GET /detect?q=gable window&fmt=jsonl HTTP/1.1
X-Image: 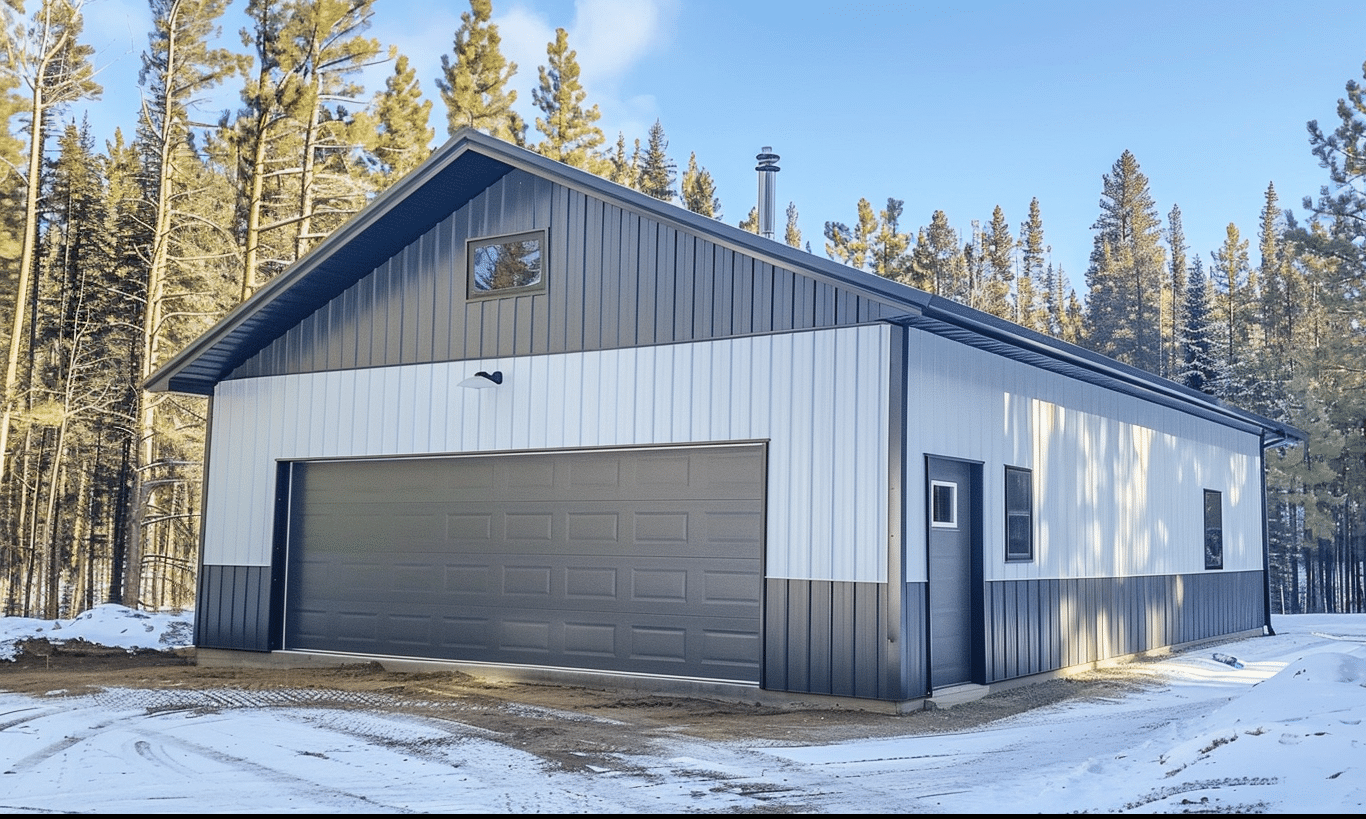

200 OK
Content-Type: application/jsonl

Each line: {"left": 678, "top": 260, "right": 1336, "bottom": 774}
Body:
{"left": 930, "top": 480, "right": 957, "bottom": 528}
{"left": 1005, "top": 466, "right": 1033, "bottom": 562}
{"left": 1204, "top": 489, "right": 1223, "bottom": 570}
{"left": 468, "top": 230, "right": 546, "bottom": 299}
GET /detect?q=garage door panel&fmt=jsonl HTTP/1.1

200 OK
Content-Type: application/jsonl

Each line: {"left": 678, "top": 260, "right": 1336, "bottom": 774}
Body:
{"left": 285, "top": 445, "right": 764, "bottom": 682}
{"left": 295, "top": 604, "right": 765, "bottom": 678}
{"left": 293, "top": 554, "right": 759, "bottom": 617}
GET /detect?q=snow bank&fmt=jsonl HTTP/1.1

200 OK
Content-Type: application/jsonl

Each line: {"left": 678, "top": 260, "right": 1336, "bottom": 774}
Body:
{"left": 0, "top": 603, "right": 194, "bottom": 660}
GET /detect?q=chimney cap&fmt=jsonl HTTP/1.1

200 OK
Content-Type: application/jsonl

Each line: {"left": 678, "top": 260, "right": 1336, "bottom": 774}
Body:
{"left": 755, "top": 146, "right": 780, "bottom": 172}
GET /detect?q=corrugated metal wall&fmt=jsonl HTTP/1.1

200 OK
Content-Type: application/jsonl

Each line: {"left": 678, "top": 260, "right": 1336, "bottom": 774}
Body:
{"left": 904, "top": 330, "right": 1264, "bottom": 583}
{"left": 763, "top": 579, "right": 905, "bottom": 699}
{"left": 204, "top": 325, "right": 891, "bottom": 583}
{"left": 228, "top": 170, "right": 899, "bottom": 382}
{"left": 981, "top": 571, "right": 1264, "bottom": 682}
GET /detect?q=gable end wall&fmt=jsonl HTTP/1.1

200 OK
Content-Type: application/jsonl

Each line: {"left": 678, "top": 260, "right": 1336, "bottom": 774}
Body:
{"left": 229, "top": 169, "right": 897, "bottom": 380}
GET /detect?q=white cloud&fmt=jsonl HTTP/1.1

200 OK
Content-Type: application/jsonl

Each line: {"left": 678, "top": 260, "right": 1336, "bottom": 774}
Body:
{"left": 571, "top": 0, "right": 676, "bottom": 86}
{"left": 494, "top": 0, "right": 676, "bottom": 142}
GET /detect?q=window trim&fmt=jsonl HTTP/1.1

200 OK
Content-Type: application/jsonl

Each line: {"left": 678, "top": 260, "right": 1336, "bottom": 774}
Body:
{"left": 1203, "top": 488, "right": 1223, "bottom": 570}
{"left": 930, "top": 480, "right": 958, "bottom": 529}
{"left": 466, "top": 229, "right": 548, "bottom": 300}
{"left": 1004, "top": 465, "right": 1034, "bottom": 562}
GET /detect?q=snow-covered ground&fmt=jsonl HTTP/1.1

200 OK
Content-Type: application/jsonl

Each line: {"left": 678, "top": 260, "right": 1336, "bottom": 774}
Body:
{"left": 1, "top": 608, "right": 1363, "bottom": 812}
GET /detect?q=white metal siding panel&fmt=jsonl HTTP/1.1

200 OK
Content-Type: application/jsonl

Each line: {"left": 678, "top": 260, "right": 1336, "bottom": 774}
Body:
{"left": 203, "top": 325, "right": 893, "bottom": 582}
{"left": 904, "top": 331, "right": 1263, "bottom": 583}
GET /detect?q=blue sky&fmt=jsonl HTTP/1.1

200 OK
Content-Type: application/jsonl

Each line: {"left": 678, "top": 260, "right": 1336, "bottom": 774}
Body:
{"left": 77, "top": 0, "right": 1366, "bottom": 291}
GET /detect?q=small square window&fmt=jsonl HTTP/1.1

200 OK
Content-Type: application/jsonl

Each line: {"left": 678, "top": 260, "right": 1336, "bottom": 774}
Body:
{"left": 1005, "top": 466, "right": 1033, "bottom": 562}
{"left": 930, "top": 480, "right": 957, "bottom": 528}
{"left": 468, "top": 230, "right": 546, "bottom": 299}
{"left": 1204, "top": 489, "right": 1223, "bottom": 570}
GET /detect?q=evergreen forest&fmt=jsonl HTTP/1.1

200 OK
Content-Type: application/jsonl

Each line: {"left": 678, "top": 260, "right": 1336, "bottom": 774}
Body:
{"left": 1, "top": 0, "right": 1363, "bottom": 618}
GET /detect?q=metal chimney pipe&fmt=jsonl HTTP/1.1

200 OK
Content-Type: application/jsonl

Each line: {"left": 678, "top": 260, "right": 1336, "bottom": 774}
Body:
{"left": 755, "top": 147, "right": 780, "bottom": 239}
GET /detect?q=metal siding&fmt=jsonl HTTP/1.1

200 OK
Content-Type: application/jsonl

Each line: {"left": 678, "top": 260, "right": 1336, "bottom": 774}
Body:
{"left": 753, "top": 261, "right": 773, "bottom": 333}
{"left": 692, "top": 239, "right": 714, "bottom": 339}
{"left": 901, "top": 582, "right": 928, "bottom": 698}
{"left": 809, "top": 580, "right": 833, "bottom": 694}
{"left": 904, "top": 329, "right": 1265, "bottom": 585}
{"left": 764, "top": 578, "right": 788, "bottom": 691}
{"left": 205, "top": 326, "right": 892, "bottom": 577}
{"left": 712, "top": 249, "right": 733, "bottom": 338}
{"left": 831, "top": 580, "right": 856, "bottom": 696}
{"left": 617, "top": 211, "right": 640, "bottom": 348}
{"left": 601, "top": 204, "right": 622, "bottom": 348}
{"left": 762, "top": 579, "right": 890, "bottom": 699}
{"left": 983, "top": 571, "right": 1264, "bottom": 682}
{"left": 196, "top": 565, "right": 271, "bottom": 651}
{"left": 673, "top": 234, "right": 694, "bottom": 342}
{"left": 784, "top": 578, "right": 811, "bottom": 690}
{"left": 853, "top": 583, "right": 882, "bottom": 699}
{"left": 655, "top": 223, "right": 678, "bottom": 343}
{"left": 636, "top": 219, "right": 659, "bottom": 346}
{"left": 582, "top": 195, "right": 604, "bottom": 348}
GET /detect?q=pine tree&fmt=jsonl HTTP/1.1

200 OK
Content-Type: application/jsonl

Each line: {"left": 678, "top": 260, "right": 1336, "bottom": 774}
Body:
{"left": 636, "top": 119, "right": 675, "bottom": 201}
{"left": 1018, "top": 199, "right": 1054, "bottom": 332}
{"left": 0, "top": 0, "right": 100, "bottom": 495}
{"left": 1165, "top": 205, "right": 1188, "bottom": 379}
{"left": 369, "top": 54, "right": 434, "bottom": 184}
{"left": 1178, "top": 256, "right": 1219, "bottom": 394}
{"left": 1083, "top": 150, "right": 1166, "bottom": 372}
{"left": 438, "top": 0, "right": 523, "bottom": 143}
{"left": 532, "top": 27, "right": 606, "bottom": 173}
{"left": 227, "top": 0, "right": 385, "bottom": 296}
{"left": 981, "top": 205, "right": 1013, "bottom": 321}
{"left": 739, "top": 207, "right": 758, "bottom": 234}
{"left": 608, "top": 133, "right": 634, "bottom": 188}
{"left": 909, "top": 210, "right": 968, "bottom": 300}
{"left": 870, "top": 198, "right": 910, "bottom": 281}
{"left": 824, "top": 198, "right": 877, "bottom": 270}
{"left": 680, "top": 152, "right": 719, "bottom": 217}
{"left": 1209, "top": 221, "right": 1252, "bottom": 398}
{"left": 276, "top": 0, "right": 385, "bottom": 260}
{"left": 126, "top": 0, "right": 242, "bottom": 608}
{"left": 783, "top": 202, "right": 801, "bottom": 248}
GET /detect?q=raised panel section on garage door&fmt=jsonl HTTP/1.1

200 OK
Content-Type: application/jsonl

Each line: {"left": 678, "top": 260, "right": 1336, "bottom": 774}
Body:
{"left": 283, "top": 444, "right": 765, "bottom": 682}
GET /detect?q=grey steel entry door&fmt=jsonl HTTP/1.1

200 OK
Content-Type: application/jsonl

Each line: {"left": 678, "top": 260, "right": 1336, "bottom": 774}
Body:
{"left": 283, "top": 445, "right": 764, "bottom": 682}
{"left": 926, "top": 456, "right": 978, "bottom": 687}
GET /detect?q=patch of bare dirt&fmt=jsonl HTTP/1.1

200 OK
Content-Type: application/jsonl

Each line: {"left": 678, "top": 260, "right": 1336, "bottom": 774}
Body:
{"left": 0, "top": 641, "right": 1169, "bottom": 764}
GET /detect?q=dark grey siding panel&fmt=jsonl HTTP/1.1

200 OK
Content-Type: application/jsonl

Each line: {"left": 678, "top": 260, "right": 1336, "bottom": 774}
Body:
{"left": 763, "top": 579, "right": 898, "bottom": 700}
{"left": 196, "top": 565, "right": 272, "bottom": 651}
{"left": 228, "top": 169, "right": 903, "bottom": 382}
{"left": 901, "top": 582, "right": 929, "bottom": 698}
{"left": 984, "top": 572, "right": 1265, "bottom": 683}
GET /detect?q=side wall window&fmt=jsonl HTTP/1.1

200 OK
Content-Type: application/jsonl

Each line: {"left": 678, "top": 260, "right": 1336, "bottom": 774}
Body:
{"left": 468, "top": 230, "right": 547, "bottom": 299}
{"left": 1005, "top": 466, "right": 1033, "bottom": 562}
{"left": 1204, "top": 489, "right": 1223, "bottom": 570}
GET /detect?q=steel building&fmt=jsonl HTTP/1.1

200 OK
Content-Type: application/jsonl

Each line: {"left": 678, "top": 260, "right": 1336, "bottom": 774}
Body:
{"left": 149, "top": 130, "right": 1300, "bottom": 705}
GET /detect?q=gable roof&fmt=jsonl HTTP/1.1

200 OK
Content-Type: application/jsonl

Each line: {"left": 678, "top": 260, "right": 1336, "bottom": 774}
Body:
{"left": 146, "top": 129, "right": 1302, "bottom": 446}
